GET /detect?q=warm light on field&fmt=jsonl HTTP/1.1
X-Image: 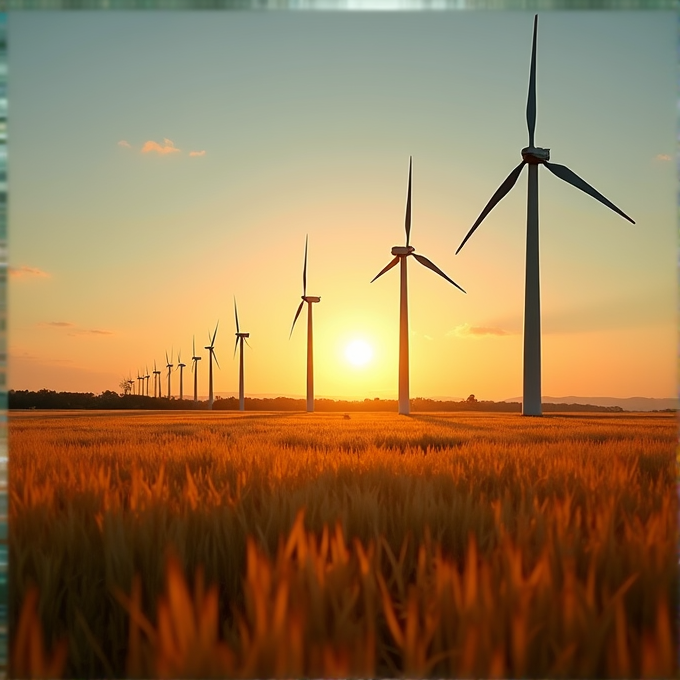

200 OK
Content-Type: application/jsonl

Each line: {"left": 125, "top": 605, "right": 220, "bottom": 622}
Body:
{"left": 344, "top": 339, "right": 373, "bottom": 367}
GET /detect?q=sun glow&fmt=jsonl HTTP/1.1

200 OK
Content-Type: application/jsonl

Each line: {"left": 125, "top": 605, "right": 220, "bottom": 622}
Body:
{"left": 345, "top": 339, "right": 373, "bottom": 367}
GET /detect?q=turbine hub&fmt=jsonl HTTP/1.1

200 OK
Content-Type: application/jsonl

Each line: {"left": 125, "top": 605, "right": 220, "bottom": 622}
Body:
{"left": 303, "top": 296, "right": 321, "bottom": 303}
{"left": 521, "top": 146, "right": 550, "bottom": 164}
{"left": 391, "top": 246, "right": 415, "bottom": 256}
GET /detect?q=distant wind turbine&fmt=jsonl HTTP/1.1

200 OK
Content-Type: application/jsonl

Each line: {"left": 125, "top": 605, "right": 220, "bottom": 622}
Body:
{"left": 165, "top": 349, "right": 174, "bottom": 399}
{"left": 176, "top": 350, "right": 186, "bottom": 401}
{"left": 137, "top": 370, "right": 143, "bottom": 397}
{"left": 153, "top": 360, "right": 162, "bottom": 399}
{"left": 191, "top": 336, "right": 201, "bottom": 404}
{"left": 205, "top": 322, "right": 220, "bottom": 410}
{"left": 233, "top": 298, "right": 251, "bottom": 412}
{"left": 372, "top": 157, "right": 465, "bottom": 416}
{"left": 144, "top": 366, "right": 150, "bottom": 396}
{"left": 290, "top": 235, "right": 320, "bottom": 413}
{"left": 455, "top": 14, "right": 634, "bottom": 417}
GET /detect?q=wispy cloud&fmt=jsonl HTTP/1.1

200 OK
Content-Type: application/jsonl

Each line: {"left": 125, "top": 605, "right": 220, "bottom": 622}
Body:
{"left": 40, "top": 321, "right": 76, "bottom": 328}
{"left": 117, "top": 140, "right": 131, "bottom": 148}
{"left": 447, "top": 323, "right": 512, "bottom": 338}
{"left": 655, "top": 153, "right": 672, "bottom": 162}
{"left": 38, "top": 321, "right": 114, "bottom": 336}
{"left": 141, "top": 138, "right": 180, "bottom": 155}
{"left": 9, "top": 266, "right": 50, "bottom": 279}
{"left": 189, "top": 150, "right": 206, "bottom": 157}
{"left": 80, "top": 329, "right": 114, "bottom": 336}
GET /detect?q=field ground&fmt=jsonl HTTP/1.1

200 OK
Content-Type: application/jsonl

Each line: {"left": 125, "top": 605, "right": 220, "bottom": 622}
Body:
{"left": 9, "top": 410, "right": 677, "bottom": 678}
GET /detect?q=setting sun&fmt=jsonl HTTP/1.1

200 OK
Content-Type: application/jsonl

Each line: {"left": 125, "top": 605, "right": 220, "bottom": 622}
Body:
{"left": 345, "top": 339, "right": 373, "bottom": 367}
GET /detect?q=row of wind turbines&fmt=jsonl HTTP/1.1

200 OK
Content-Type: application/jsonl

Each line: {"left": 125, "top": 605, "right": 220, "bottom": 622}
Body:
{"left": 128, "top": 15, "right": 633, "bottom": 417}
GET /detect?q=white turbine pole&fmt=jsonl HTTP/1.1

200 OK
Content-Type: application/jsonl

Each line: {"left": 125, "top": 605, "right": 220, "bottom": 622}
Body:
{"left": 398, "top": 255, "right": 410, "bottom": 416}
{"left": 208, "top": 352, "right": 214, "bottom": 409}
{"left": 523, "top": 163, "right": 541, "bottom": 416}
{"left": 239, "top": 337, "right": 245, "bottom": 411}
{"left": 306, "top": 301, "right": 314, "bottom": 413}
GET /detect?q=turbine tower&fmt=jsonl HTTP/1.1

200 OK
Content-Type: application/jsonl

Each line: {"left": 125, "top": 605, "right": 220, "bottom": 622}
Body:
{"left": 233, "top": 298, "right": 251, "bottom": 412}
{"left": 153, "top": 360, "right": 162, "bottom": 399}
{"left": 455, "top": 15, "right": 634, "bottom": 417}
{"left": 290, "top": 235, "right": 321, "bottom": 413}
{"left": 205, "top": 322, "right": 220, "bottom": 410}
{"left": 165, "top": 350, "right": 174, "bottom": 399}
{"left": 137, "top": 370, "right": 143, "bottom": 397}
{"left": 372, "top": 157, "right": 465, "bottom": 415}
{"left": 144, "top": 366, "right": 150, "bottom": 396}
{"left": 176, "top": 350, "right": 186, "bottom": 401}
{"left": 191, "top": 336, "right": 202, "bottom": 404}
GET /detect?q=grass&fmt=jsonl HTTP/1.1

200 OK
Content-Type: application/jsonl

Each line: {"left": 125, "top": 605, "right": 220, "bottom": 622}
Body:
{"left": 9, "top": 410, "right": 677, "bottom": 677}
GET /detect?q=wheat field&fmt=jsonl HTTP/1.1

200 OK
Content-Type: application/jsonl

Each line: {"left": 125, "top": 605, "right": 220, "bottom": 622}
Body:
{"left": 9, "top": 410, "right": 677, "bottom": 678}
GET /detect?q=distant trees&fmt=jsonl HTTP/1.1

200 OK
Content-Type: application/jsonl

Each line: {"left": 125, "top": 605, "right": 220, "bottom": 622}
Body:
{"left": 119, "top": 378, "right": 133, "bottom": 396}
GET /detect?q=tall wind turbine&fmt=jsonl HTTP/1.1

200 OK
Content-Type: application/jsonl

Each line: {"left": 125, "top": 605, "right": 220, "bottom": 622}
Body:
{"left": 455, "top": 14, "right": 634, "bottom": 417}
{"left": 191, "top": 336, "right": 201, "bottom": 404}
{"left": 205, "top": 322, "right": 220, "bottom": 410}
{"left": 144, "top": 366, "right": 150, "bottom": 396}
{"left": 165, "top": 350, "right": 174, "bottom": 399}
{"left": 137, "top": 370, "right": 143, "bottom": 397}
{"left": 290, "top": 235, "right": 320, "bottom": 413}
{"left": 372, "top": 157, "right": 466, "bottom": 415}
{"left": 176, "top": 350, "right": 186, "bottom": 401}
{"left": 233, "top": 298, "right": 251, "bottom": 412}
{"left": 153, "top": 360, "right": 162, "bottom": 398}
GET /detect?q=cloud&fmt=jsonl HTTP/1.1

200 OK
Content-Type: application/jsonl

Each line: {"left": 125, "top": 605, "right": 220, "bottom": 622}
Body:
{"left": 655, "top": 153, "right": 672, "bottom": 162}
{"left": 41, "top": 321, "right": 76, "bottom": 328}
{"left": 117, "top": 140, "right": 131, "bottom": 148}
{"left": 189, "top": 150, "right": 206, "bottom": 157}
{"left": 141, "top": 138, "right": 180, "bottom": 155}
{"left": 82, "top": 329, "right": 114, "bottom": 336}
{"left": 447, "top": 323, "right": 512, "bottom": 338}
{"left": 9, "top": 266, "right": 50, "bottom": 279}
{"left": 38, "top": 321, "right": 113, "bottom": 336}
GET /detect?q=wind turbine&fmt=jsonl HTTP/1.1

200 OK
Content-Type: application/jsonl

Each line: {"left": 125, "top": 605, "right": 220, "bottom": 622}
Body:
{"left": 144, "top": 366, "right": 150, "bottom": 396}
{"left": 205, "top": 322, "right": 220, "bottom": 410}
{"left": 372, "top": 157, "right": 465, "bottom": 416}
{"left": 165, "top": 350, "right": 174, "bottom": 399}
{"left": 233, "top": 298, "right": 251, "bottom": 412}
{"left": 137, "top": 370, "right": 143, "bottom": 397}
{"left": 176, "top": 350, "right": 186, "bottom": 401}
{"left": 455, "top": 14, "right": 634, "bottom": 417}
{"left": 153, "top": 360, "right": 162, "bottom": 399}
{"left": 290, "top": 235, "right": 320, "bottom": 413}
{"left": 191, "top": 336, "right": 201, "bottom": 404}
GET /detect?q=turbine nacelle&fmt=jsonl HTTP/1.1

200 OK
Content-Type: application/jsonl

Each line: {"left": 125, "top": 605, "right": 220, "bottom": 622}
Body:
{"left": 236, "top": 332, "right": 250, "bottom": 338}
{"left": 521, "top": 146, "right": 550, "bottom": 164}
{"left": 302, "top": 296, "right": 321, "bottom": 303}
{"left": 391, "top": 246, "right": 415, "bottom": 256}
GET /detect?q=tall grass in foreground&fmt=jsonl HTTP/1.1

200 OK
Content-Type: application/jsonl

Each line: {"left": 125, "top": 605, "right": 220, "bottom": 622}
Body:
{"left": 9, "top": 411, "right": 677, "bottom": 677}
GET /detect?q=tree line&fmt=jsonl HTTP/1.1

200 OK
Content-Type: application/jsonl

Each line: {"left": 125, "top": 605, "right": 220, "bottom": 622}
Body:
{"left": 7, "top": 389, "right": 627, "bottom": 412}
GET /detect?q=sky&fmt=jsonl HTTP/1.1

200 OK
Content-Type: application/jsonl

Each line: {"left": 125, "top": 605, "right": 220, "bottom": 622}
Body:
{"left": 7, "top": 10, "right": 676, "bottom": 401}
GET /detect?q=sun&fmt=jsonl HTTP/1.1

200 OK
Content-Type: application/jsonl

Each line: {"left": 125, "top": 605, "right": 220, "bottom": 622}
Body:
{"left": 345, "top": 339, "right": 373, "bottom": 367}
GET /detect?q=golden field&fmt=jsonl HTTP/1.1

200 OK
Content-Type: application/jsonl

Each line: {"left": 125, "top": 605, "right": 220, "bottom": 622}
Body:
{"left": 9, "top": 410, "right": 677, "bottom": 678}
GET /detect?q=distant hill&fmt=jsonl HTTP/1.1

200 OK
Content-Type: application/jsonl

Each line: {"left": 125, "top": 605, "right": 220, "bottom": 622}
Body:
{"left": 503, "top": 396, "right": 677, "bottom": 412}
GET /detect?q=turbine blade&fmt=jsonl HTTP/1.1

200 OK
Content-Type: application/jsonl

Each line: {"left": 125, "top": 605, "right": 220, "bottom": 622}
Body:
{"left": 303, "top": 234, "right": 308, "bottom": 298}
{"left": 233, "top": 336, "right": 239, "bottom": 359}
{"left": 405, "top": 156, "right": 412, "bottom": 247}
{"left": 234, "top": 297, "right": 240, "bottom": 334}
{"left": 413, "top": 253, "right": 466, "bottom": 293}
{"left": 193, "top": 335, "right": 195, "bottom": 356}
{"left": 212, "top": 348, "right": 220, "bottom": 370}
{"left": 165, "top": 350, "right": 169, "bottom": 364}
{"left": 289, "top": 300, "right": 305, "bottom": 339}
{"left": 371, "top": 256, "right": 400, "bottom": 283}
{"left": 244, "top": 337, "right": 252, "bottom": 349}
{"left": 191, "top": 359, "right": 195, "bottom": 373}
{"left": 212, "top": 321, "right": 219, "bottom": 344}
{"left": 456, "top": 161, "right": 526, "bottom": 254}
{"left": 543, "top": 161, "right": 635, "bottom": 224}
{"left": 527, "top": 15, "right": 538, "bottom": 147}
